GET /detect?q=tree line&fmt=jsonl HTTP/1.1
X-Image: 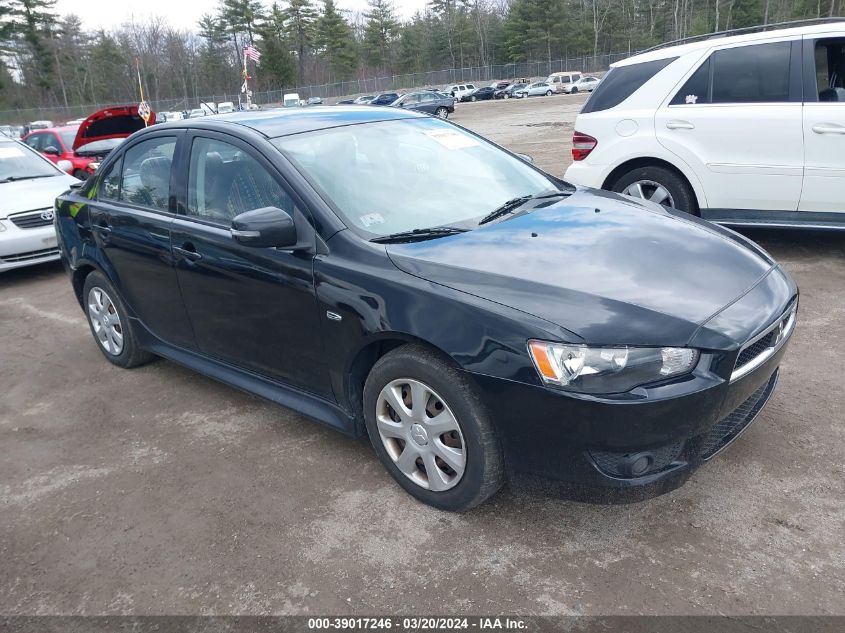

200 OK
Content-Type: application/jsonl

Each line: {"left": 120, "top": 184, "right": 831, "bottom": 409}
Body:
{"left": 1, "top": 0, "right": 842, "bottom": 111}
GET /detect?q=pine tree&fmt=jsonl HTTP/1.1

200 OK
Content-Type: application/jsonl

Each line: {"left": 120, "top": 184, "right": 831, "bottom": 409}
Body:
{"left": 283, "top": 0, "right": 318, "bottom": 83}
{"left": 363, "top": 0, "right": 398, "bottom": 69}
{"left": 316, "top": 0, "right": 357, "bottom": 80}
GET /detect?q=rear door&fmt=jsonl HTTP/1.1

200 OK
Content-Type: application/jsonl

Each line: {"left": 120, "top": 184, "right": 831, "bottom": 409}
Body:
{"left": 170, "top": 131, "right": 331, "bottom": 398}
{"left": 800, "top": 35, "right": 845, "bottom": 213}
{"left": 655, "top": 38, "right": 804, "bottom": 212}
{"left": 89, "top": 131, "right": 196, "bottom": 348}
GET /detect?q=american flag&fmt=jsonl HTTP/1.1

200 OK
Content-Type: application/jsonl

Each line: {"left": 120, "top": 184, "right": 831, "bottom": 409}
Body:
{"left": 244, "top": 45, "right": 261, "bottom": 64}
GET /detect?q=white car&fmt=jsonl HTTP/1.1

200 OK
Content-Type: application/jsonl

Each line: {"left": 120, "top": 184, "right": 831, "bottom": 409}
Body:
{"left": 284, "top": 93, "right": 301, "bottom": 107}
{"left": 446, "top": 84, "right": 477, "bottom": 102}
{"left": 564, "top": 20, "right": 845, "bottom": 228}
{"left": 188, "top": 109, "right": 206, "bottom": 118}
{"left": 217, "top": 102, "right": 235, "bottom": 114}
{"left": 562, "top": 76, "right": 601, "bottom": 94}
{"left": 514, "top": 82, "right": 554, "bottom": 98}
{"left": 1, "top": 136, "right": 78, "bottom": 272}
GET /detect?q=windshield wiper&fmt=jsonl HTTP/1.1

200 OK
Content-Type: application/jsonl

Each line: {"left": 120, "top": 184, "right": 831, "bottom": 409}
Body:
{"left": 370, "top": 226, "right": 468, "bottom": 244}
{"left": 0, "top": 174, "right": 54, "bottom": 183}
{"left": 478, "top": 190, "right": 573, "bottom": 225}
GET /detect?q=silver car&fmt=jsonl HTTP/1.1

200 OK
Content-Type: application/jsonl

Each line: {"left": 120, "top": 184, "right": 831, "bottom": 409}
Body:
{"left": 1, "top": 136, "right": 78, "bottom": 272}
{"left": 562, "top": 76, "right": 601, "bottom": 94}
{"left": 514, "top": 82, "right": 554, "bottom": 98}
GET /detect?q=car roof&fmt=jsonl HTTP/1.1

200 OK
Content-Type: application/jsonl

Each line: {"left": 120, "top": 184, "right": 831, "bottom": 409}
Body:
{"left": 618, "top": 21, "right": 845, "bottom": 66}
{"left": 158, "top": 105, "right": 426, "bottom": 139}
{"left": 27, "top": 125, "right": 78, "bottom": 135}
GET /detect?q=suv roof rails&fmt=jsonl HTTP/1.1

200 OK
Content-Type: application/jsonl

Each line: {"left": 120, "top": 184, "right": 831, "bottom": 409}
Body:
{"left": 642, "top": 17, "right": 845, "bottom": 54}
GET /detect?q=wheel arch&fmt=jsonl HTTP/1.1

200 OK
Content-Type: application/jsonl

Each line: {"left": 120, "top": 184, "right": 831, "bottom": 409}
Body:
{"left": 601, "top": 156, "right": 705, "bottom": 211}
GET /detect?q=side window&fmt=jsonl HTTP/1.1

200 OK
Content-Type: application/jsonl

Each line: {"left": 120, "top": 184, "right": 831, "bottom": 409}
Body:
{"left": 25, "top": 134, "right": 42, "bottom": 151}
{"left": 671, "top": 57, "right": 711, "bottom": 105}
{"left": 814, "top": 38, "right": 845, "bottom": 102}
{"left": 187, "top": 137, "right": 293, "bottom": 225}
{"left": 711, "top": 41, "right": 791, "bottom": 103}
{"left": 97, "top": 157, "right": 123, "bottom": 201}
{"left": 43, "top": 134, "right": 60, "bottom": 152}
{"left": 582, "top": 57, "right": 678, "bottom": 114}
{"left": 119, "top": 137, "right": 176, "bottom": 211}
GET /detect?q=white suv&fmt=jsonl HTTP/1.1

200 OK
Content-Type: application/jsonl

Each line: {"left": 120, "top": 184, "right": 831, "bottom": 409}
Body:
{"left": 564, "top": 21, "right": 845, "bottom": 228}
{"left": 446, "top": 84, "right": 477, "bottom": 102}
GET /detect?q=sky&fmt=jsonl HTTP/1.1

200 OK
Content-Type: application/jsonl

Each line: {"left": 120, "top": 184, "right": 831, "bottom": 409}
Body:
{"left": 53, "top": 0, "right": 430, "bottom": 32}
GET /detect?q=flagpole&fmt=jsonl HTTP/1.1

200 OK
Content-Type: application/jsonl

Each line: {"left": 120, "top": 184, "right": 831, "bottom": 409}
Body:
{"left": 135, "top": 58, "right": 148, "bottom": 127}
{"left": 243, "top": 49, "right": 251, "bottom": 110}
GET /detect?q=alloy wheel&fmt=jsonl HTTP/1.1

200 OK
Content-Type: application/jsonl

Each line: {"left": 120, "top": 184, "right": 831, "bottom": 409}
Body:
{"left": 435, "top": 107, "right": 448, "bottom": 118}
{"left": 87, "top": 286, "right": 124, "bottom": 355}
{"left": 375, "top": 378, "right": 466, "bottom": 492}
{"left": 622, "top": 179, "right": 676, "bottom": 208}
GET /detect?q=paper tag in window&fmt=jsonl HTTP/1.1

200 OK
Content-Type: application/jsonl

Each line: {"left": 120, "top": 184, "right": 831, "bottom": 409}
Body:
{"left": 424, "top": 129, "right": 479, "bottom": 150}
{"left": 0, "top": 147, "right": 26, "bottom": 158}
{"left": 360, "top": 213, "right": 385, "bottom": 227}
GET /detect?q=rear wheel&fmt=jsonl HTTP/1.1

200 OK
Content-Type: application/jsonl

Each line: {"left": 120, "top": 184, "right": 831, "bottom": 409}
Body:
{"left": 82, "top": 271, "right": 154, "bottom": 368}
{"left": 504, "top": 93, "right": 510, "bottom": 99}
{"left": 571, "top": 87, "right": 579, "bottom": 94}
{"left": 435, "top": 107, "right": 448, "bottom": 119}
{"left": 363, "top": 345, "right": 504, "bottom": 511}
{"left": 610, "top": 165, "right": 697, "bottom": 214}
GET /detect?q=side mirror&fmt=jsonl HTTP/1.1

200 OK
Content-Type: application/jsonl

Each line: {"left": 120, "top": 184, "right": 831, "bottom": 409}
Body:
{"left": 57, "top": 159, "right": 74, "bottom": 173}
{"left": 515, "top": 153, "right": 534, "bottom": 164}
{"left": 231, "top": 206, "right": 297, "bottom": 248}
{"left": 44, "top": 146, "right": 60, "bottom": 155}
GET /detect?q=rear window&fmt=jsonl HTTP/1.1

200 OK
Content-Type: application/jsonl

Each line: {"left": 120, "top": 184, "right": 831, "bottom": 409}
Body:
{"left": 581, "top": 57, "right": 677, "bottom": 113}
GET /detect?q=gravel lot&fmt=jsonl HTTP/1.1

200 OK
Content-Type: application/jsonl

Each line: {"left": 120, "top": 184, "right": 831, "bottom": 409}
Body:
{"left": 1, "top": 95, "right": 843, "bottom": 616}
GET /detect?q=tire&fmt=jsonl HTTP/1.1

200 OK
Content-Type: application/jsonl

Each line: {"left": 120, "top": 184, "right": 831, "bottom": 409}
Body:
{"left": 72, "top": 169, "right": 88, "bottom": 181}
{"left": 571, "top": 87, "right": 579, "bottom": 94}
{"left": 82, "top": 271, "right": 154, "bottom": 368}
{"left": 470, "top": 95, "right": 477, "bottom": 102}
{"left": 435, "top": 107, "right": 448, "bottom": 119}
{"left": 545, "top": 90, "right": 553, "bottom": 96}
{"left": 504, "top": 93, "right": 510, "bottom": 99}
{"left": 363, "top": 345, "right": 504, "bottom": 511}
{"left": 610, "top": 165, "right": 697, "bottom": 214}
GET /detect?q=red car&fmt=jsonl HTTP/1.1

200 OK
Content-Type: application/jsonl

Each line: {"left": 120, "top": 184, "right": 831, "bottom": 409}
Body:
{"left": 23, "top": 106, "right": 155, "bottom": 180}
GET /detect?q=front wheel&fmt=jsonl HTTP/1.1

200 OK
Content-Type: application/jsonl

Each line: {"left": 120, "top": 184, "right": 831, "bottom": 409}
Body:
{"left": 571, "top": 87, "right": 579, "bottom": 94}
{"left": 504, "top": 93, "right": 510, "bottom": 99}
{"left": 435, "top": 107, "right": 448, "bottom": 119}
{"left": 363, "top": 345, "right": 504, "bottom": 511}
{"left": 470, "top": 95, "right": 477, "bottom": 102}
{"left": 545, "top": 90, "right": 553, "bottom": 96}
{"left": 610, "top": 165, "right": 697, "bottom": 214}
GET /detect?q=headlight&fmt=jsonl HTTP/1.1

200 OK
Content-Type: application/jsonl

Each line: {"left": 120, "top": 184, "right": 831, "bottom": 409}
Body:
{"left": 528, "top": 340, "right": 699, "bottom": 394}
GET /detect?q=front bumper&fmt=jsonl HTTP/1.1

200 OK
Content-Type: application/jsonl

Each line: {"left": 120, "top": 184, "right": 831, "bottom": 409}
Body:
{"left": 470, "top": 325, "right": 791, "bottom": 503}
{"left": 0, "top": 221, "right": 60, "bottom": 272}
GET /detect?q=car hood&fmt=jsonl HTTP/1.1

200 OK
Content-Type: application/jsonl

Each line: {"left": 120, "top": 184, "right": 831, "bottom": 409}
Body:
{"left": 386, "top": 189, "right": 776, "bottom": 346}
{"left": 72, "top": 106, "right": 154, "bottom": 151}
{"left": 1, "top": 174, "right": 77, "bottom": 218}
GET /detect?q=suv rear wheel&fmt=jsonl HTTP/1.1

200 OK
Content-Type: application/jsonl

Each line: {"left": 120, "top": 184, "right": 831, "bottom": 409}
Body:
{"left": 363, "top": 345, "right": 504, "bottom": 511}
{"left": 610, "top": 165, "right": 697, "bottom": 214}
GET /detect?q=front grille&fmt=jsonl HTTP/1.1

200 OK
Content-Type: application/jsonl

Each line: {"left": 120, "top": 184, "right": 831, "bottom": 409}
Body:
{"left": 9, "top": 210, "right": 53, "bottom": 229}
{"left": 735, "top": 331, "right": 776, "bottom": 368}
{"left": 0, "top": 247, "right": 60, "bottom": 263}
{"left": 732, "top": 304, "right": 795, "bottom": 378}
{"left": 701, "top": 371, "right": 778, "bottom": 459}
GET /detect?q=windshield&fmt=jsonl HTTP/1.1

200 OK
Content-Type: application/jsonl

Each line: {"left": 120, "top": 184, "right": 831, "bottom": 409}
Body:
{"left": 75, "top": 138, "right": 123, "bottom": 156}
{"left": 273, "top": 117, "right": 555, "bottom": 237}
{"left": 0, "top": 142, "right": 58, "bottom": 181}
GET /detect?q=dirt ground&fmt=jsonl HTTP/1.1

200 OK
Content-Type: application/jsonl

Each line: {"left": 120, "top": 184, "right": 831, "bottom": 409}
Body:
{"left": 1, "top": 95, "right": 844, "bottom": 616}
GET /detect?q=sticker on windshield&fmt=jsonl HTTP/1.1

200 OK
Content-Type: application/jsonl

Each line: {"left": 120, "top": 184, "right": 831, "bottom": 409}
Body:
{"left": 0, "top": 147, "right": 26, "bottom": 158}
{"left": 424, "top": 130, "right": 479, "bottom": 150}
{"left": 360, "top": 213, "right": 385, "bottom": 228}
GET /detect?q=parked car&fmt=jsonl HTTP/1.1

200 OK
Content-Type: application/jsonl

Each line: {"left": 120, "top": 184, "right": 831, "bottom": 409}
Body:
{"left": 370, "top": 92, "right": 401, "bottom": 106}
{"left": 562, "top": 75, "right": 600, "bottom": 93}
{"left": 23, "top": 125, "right": 93, "bottom": 179}
{"left": 65, "top": 118, "right": 86, "bottom": 126}
{"left": 546, "top": 71, "right": 584, "bottom": 93}
{"left": 0, "top": 125, "right": 13, "bottom": 137}
{"left": 306, "top": 97, "right": 323, "bottom": 105}
{"left": 337, "top": 95, "right": 376, "bottom": 105}
{"left": 445, "top": 84, "right": 477, "bottom": 101}
{"left": 161, "top": 111, "right": 185, "bottom": 122}
{"left": 188, "top": 109, "right": 206, "bottom": 118}
{"left": 1, "top": 135, "right": 77, "bottom": 272}
{"left": 564, "top": 20, "right": 845, "bottom": 227}
{"left": 217, "top": 102, "right": 236, "bottom": 114}
{"left": 391, "top": 91, "right": 455, "bottom": 118}
{"left": 467, "top": 86, "right": 496, "bottom": 101}
{"left": 514, "top": 82, "right": 554, "bottom": 98}
{"left": 70, "top": 105, "right": 154, "bottom": 175}
{"left": 55, "top": 106, "right": 797, "bottom": 510}
{"left": 492, "top": 80, "right": 511, "bottom": 90}
{"left": 495, "top": 83, "right": 527, "bottom": 99}
{"left": 284, "top": 93, "right": 301, "bottom": 107}
{"left": 28, "top": 120, "right": 53, "bottom": 130}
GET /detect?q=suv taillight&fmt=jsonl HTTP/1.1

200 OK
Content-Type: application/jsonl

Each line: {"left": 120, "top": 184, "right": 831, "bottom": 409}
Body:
{"left": 571, "top": 131, "right": 597, "bottom": 161}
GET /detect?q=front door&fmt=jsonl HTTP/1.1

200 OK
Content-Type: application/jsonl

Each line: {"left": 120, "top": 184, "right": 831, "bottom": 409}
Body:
{"left": 89, "top": 132, "right": 195, "bottom": 348}
{"left": 170, "top": 132, "right": 332, "bottom": 398}
{"left": 655, "top": 39, "right": 804, "bottom": 212}
{"left": 800, "top": 36, "right": 845, "bottom": 213}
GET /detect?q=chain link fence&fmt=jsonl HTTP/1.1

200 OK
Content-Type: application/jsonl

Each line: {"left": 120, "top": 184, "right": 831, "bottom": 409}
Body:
{"left": 1, "top": 51, "right": 635, "bottom": 125}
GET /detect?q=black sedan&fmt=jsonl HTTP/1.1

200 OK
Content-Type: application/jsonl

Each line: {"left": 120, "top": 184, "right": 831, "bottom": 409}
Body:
{"left": 369, "top": 92, "right": 401, "bottom": 106}
{"left": 391, "top": 91, "right": 455, "bottom": 118}
{"left": 467, "top": 86, "right": 496, "bottom": 101}
{"left": 55, "top": 107, "right": 796, "bottom": 511}
{"left": 495, "top": 83, "right": 527, "bottom": 99}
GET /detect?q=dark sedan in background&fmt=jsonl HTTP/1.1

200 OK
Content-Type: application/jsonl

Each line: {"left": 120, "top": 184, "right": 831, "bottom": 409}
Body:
{"left": 467, "top": 86, "right": 496, "bottom": 101}
{"left": 495, "top": 83, "right": 528, "bottom": 99}
{"left": 55, "top": 106, "right": 796, "bottom": 512}
{"left": 369, "top": 92, "right": 401, "bottom": 106}
{"left": 391, "top": 92, "right": 455, "bottom": 118}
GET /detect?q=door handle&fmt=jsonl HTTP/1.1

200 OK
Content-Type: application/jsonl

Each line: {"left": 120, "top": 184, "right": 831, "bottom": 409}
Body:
{"left": 173, "top": 244, "right": 202, "bottom": 262}
{"left": 812, "top": 123, "right": 845, "bottom": 135}
{"left": 666, "top": 120, "right": 695, "bottom": 130}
